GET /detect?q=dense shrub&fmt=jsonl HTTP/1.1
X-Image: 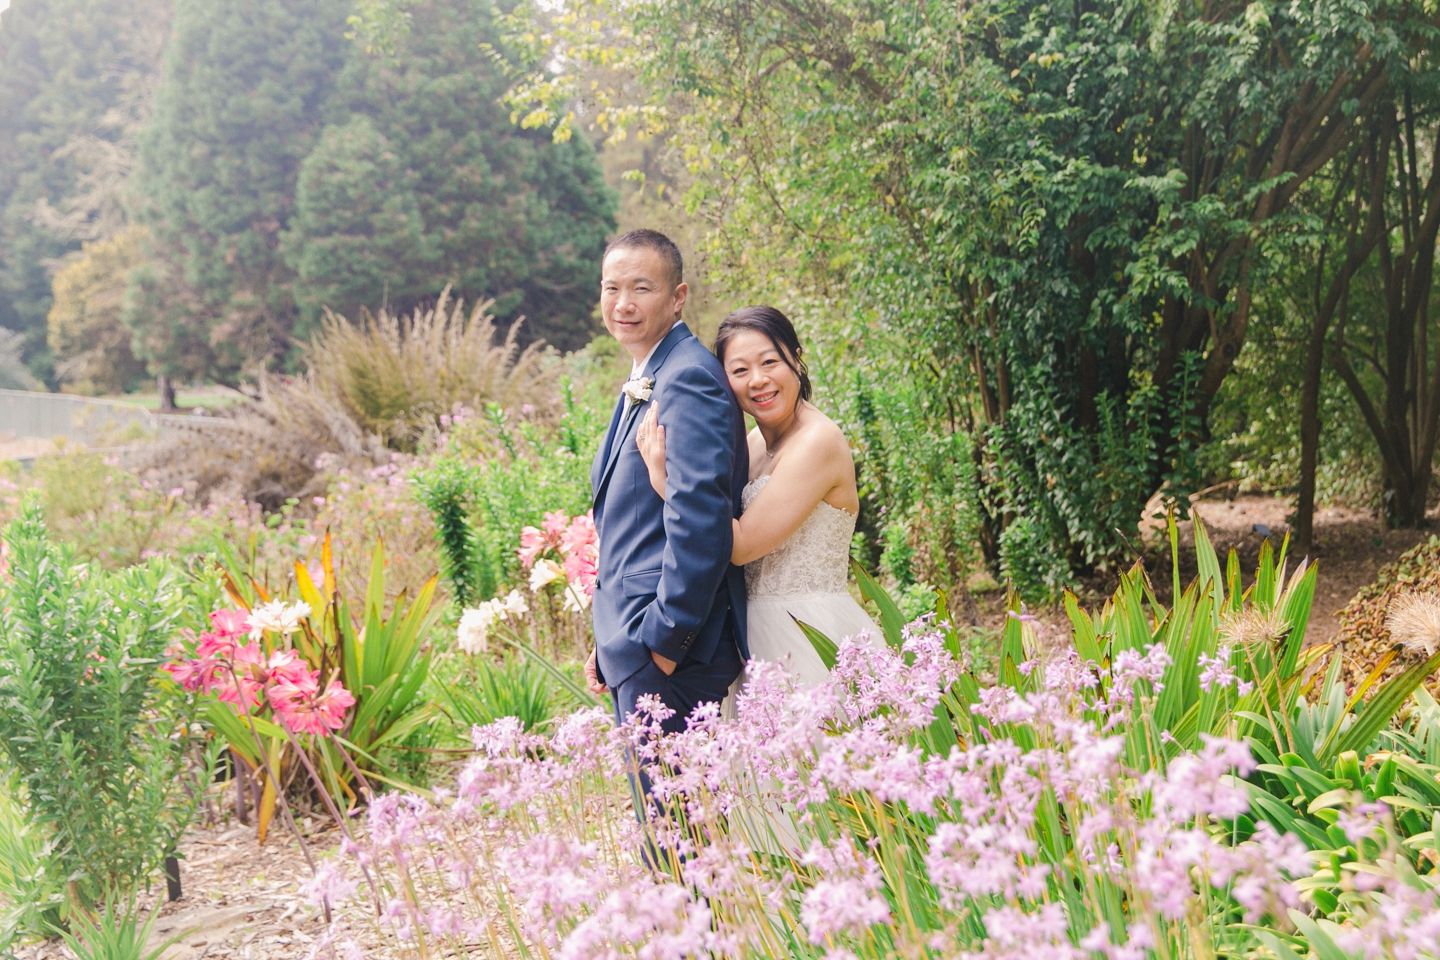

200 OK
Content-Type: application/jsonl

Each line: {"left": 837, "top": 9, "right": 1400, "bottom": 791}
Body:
{"left": 0, "top": 496, "right": 212, "bottom": 908}
{"left": 413, "top": 383, "right": 604, "bottom": 605}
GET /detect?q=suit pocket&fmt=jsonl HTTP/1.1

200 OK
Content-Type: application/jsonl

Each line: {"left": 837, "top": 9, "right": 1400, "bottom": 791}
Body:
{"left": 622, "top": 568, "right": 662, "bottom": 597}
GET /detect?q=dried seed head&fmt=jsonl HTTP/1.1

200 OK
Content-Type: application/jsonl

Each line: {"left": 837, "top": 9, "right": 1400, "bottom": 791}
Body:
{"left": 1222, "top": 607, "right": 1289, "bottom": 650}
{"left": 1385, "top": 592, "right": 1440, "bottom": 658}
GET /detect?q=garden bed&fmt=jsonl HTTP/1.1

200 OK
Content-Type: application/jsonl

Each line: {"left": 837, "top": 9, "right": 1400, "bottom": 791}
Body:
{"left": 14, "top": 820, "right": 340, "bottom": 960}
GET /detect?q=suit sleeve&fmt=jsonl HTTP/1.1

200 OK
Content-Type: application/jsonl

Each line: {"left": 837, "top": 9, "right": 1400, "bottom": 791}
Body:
{"left": 639, "top": 362, "right": 736, "bottom": 663}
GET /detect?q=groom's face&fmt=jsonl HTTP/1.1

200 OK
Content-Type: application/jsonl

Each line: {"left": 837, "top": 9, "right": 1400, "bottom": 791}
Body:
{"left": 600, "top": 246, "right": 688, "bottom": 360}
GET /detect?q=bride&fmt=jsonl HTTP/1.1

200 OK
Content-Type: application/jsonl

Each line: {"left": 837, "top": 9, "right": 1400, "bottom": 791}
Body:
{"left": 636, "top": 305, "right": 881, "bottom": 689}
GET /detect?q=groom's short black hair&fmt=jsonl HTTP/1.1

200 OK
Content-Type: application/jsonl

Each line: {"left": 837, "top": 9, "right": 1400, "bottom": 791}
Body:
{"left": 604, "top": 229, "right": 684, "bottom": 291}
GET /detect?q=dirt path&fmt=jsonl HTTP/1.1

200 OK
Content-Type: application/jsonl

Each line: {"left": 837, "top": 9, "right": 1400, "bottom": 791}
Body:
{"left": 14, "top": 820, "right": 339, "bottom": 960}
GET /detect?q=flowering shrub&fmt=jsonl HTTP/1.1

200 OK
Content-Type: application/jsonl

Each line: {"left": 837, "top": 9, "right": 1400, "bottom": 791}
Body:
{"left": 412, "top": 387, "right": 605, "bottom": 606}
{"left": 163, "top": 532, "right": 440, "bottom": 840}
{"left": 455, "top": 508, "right": 598, "bottom": 661}
{"left": 311, "top": 615, "right": 1440, "bottom": 959}
{"left": 165, "top": 603, "right": 357, "bottom": 736}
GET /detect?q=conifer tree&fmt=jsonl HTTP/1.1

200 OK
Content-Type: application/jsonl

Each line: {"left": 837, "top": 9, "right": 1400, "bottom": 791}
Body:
{"left": 0, "top": 0, "right": 169, "bottom": 382}
{"left": 133, "top": 0, "right": 352, "bottom": 382}
{"left": 283, "top": 0, "right": 616, "bottom": 351}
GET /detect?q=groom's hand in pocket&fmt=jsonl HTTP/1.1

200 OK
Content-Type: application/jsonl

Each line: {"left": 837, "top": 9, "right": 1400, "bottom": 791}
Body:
{"left": 650, "top": 651, "right": 678, "bottom": 675}
{"left": 585, "top": 649, "right": 608, "bottom": 695}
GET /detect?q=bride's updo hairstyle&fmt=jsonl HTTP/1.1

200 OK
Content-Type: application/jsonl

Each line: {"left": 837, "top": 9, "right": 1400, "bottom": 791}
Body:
{"left": 714, "top": 306, "right": 812, "bottom": 402}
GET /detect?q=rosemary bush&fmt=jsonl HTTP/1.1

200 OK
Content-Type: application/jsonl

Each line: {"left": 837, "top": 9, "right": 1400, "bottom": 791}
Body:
{"left": 0, "top": 496, "right": 211, "bottom": 906}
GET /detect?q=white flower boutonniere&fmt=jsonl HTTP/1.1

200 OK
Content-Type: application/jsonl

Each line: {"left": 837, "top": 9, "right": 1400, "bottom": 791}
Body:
{"left": 622, "top": 377, "right": 654, "bottom": 409}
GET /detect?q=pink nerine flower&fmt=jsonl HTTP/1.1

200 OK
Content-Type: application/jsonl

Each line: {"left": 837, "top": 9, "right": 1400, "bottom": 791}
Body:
{"left": 209, "top": 607, "right": 251, "bottom": 637}
{"left": 271, "top": 671, "right": 356, "bottom": 735}
{"left": 560, "top": 511, "right": 598, "bottom": 597}
{"left": 519, "top": 511, "right": 570, "bottom": 569}
{"left": 214, "top": 641, "right": 267, "bottom": 709}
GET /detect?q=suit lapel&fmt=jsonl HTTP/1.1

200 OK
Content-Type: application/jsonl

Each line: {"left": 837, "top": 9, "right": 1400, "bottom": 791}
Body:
{"left": 592, "top": 322, "right": 694, "bottom": 508}
{"left": 592, "top": 392, "right": 627, "bottom": 495}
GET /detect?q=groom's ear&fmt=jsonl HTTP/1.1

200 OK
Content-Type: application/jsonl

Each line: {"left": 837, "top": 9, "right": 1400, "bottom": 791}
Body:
{"left": 671, "top": 280, "right": 689, "bottom": 317}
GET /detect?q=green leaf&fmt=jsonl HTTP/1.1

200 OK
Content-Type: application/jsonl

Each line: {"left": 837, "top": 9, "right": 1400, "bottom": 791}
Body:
{"left": 1192, "top": 515, "right": 1224, "bottom": 612}
{"left": 850, "top": 560, "right": 906, "bottom": 648}
{"left": 1290, "top": 911, "right": 1360, "bottom": 960}
{"left": 1329, "top": 649, "right": 1440, "bottom": 761}
{"left": 792, "top": 615, "right": 838, "bottom": 670}
{"left": 503, "top": 631, "right": 602, "bottom": 707}
{"left": 1063, "top": 591, "right": 1102, "bottom": 664}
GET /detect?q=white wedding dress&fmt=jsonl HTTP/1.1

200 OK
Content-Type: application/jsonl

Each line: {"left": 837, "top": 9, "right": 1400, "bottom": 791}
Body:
{"left": 734, "top": 474, "right": 882, "bottom": 690}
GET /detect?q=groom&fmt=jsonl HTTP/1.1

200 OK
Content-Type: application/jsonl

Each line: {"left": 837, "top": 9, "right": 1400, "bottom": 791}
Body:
{"left": 584, "top": 229, "right": 749, "bottom": 736}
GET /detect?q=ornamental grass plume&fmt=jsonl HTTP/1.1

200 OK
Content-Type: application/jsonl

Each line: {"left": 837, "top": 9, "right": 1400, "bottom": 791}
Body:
{"left": 1385, "top": 592, "right": 1440, "bottom": 658}
{"left": 1221, "top": 606, "right": 1289, "bottom": 650}
{"left": 308, "top": 619, "right": 1440, "bottom": 960}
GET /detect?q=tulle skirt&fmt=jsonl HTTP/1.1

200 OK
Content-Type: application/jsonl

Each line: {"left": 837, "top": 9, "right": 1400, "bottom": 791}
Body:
{"left": 722, "top": 592, "right": 883, "bottom": 716}
{"left": 721, "top": 592, "right": 882, "bottom": 857}
{"left": 739, "top": 592, "right": 884, "bottom": 690}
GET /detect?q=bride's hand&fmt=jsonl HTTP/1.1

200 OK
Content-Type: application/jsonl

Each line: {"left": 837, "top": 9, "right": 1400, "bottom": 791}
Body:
{"left": 636, "top": 403, "right": 667, "bottom": 498}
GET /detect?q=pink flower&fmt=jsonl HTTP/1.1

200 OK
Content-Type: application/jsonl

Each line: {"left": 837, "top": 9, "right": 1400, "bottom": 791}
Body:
{"left": 209, "top": 608, "right": 251, "bottom": 638}
{"left": 271, "top": 674, "right": 356, "bottom": 735}
{"left": 164, "top": 655, "right": 217, "bottom": 692}
{"left": 798, "top": 840, "right": 891, "bottom": 944}
{"left": 215, "top": 642, "right": 267, "bottom": 709}
{"left": 299, "top": 861, "right": 359, "bottom": 908}
{"left": 519, "top": 513, "right": 565, "bottom": 569}
{"left": 561, "top": 511, "right": 599, "bottom": 597}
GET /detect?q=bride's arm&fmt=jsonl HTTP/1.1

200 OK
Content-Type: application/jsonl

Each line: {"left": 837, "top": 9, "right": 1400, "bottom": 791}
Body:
{"left": 637, "top": 406, "right": 851, "bottom": 565}
{"left": 729, "top": 429, "right": 848, "bottom": 565}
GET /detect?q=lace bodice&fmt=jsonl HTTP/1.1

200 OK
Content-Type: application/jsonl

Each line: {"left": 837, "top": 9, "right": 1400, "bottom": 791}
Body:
{"left": 741, "top": 474, "right": 857, "bottom": 600}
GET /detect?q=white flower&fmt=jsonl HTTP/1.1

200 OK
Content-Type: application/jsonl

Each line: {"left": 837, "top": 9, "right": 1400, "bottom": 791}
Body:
{"left": 529, "top": 558, "right": 564, "bottom": 592}
{"left": 457, "top": 590, "right": 529, "bottom": 654}
{"left": 501, "top": 589, "right": 529, "bottom": 617}
{"left": 622, "top": 376, "right": 654, "bottom": 407}
{"left": 562, "top": 580, "right": 591, "bottom": 613}
{"left": 247, "top": 600, "right": 311, "bottom": 638}
{"left": 457, "top": 604, "right": 498, "bottom": 654}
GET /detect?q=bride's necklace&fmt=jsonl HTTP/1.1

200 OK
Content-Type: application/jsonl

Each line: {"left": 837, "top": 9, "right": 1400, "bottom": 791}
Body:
{"left": 760, "top": 414, "right": 802, "bottom": 466}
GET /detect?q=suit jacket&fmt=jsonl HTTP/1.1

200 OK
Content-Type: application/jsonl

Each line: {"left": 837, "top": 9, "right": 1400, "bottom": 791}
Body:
{"left": 590, "top": 322, "right": 750, "bottom": 688}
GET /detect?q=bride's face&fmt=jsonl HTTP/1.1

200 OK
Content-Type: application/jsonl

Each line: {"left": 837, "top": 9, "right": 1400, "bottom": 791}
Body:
{"left": 722, "top": 329, "right": 802, "bottom": 426}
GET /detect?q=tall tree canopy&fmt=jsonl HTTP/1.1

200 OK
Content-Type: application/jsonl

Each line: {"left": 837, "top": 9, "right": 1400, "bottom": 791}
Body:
{"left": 132, "top": 0, "right": 353, "bottom": 384}
{"left": 508, "top": 0, "right": 1433, "bottom": 583}
{"left": 284, "top": 0, "right": 616, "bottom": 352}
{"left": 0, "top": 0, "right": 169, "bottom": 382}
{"left": 127, "top": 0, "right": 615, "bottom": 384}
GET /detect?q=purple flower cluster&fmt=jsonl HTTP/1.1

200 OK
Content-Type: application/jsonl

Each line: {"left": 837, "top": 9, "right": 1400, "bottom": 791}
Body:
{"left": 319, "top": 621, "right": 1440, "bottom": 959}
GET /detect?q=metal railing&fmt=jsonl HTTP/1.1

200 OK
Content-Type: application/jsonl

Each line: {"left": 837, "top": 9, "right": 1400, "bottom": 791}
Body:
{"left": 0, "top": 389, "right": 222, "bottom": 460}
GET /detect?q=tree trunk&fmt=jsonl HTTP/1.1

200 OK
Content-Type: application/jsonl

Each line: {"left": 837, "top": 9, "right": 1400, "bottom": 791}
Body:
{"left": 1332, "top": 102, "right": 1440, "bottom": 531}
{"left": 1296, "top": 136, "right": 1389, "bottom": 555}
{"left": 157, "top": 374, "right": 178, "bottom": 412}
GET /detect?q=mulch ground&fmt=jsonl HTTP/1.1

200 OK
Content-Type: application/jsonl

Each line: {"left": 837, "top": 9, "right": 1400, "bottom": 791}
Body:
{"left": 13, "top": 816, "right": 345, "bottom": 960}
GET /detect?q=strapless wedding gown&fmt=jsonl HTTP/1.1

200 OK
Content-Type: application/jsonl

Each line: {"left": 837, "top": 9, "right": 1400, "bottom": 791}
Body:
{"left": 736, "top": 474, "right": 882, "bottom": 688}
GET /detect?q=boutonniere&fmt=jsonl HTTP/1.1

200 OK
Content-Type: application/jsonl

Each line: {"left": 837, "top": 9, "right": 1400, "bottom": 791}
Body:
{"left": 622, "top": 377, "right": 654, "bottom": 409}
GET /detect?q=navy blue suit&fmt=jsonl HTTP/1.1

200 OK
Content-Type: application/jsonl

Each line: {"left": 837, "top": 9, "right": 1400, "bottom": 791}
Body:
{"left": 591, "top": 322, "right": 749, "bottom": 734}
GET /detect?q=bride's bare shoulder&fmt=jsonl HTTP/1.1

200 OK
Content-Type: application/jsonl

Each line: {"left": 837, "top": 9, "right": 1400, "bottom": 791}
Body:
{"left": 797, "top": 404, "right": 851, "bottom": 452}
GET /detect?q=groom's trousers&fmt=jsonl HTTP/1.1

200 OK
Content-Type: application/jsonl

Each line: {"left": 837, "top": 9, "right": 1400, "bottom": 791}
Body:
{"left": 612, "top": 621, "right": 741, "bottom": 852}
{"left": 610, "top": 620, "right": 742, "bottom": 736}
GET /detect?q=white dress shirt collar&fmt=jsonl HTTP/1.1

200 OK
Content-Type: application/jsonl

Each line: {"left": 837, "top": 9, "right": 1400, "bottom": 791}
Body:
{"left": 630, "top": 320, "right": 684, "bottom": 379}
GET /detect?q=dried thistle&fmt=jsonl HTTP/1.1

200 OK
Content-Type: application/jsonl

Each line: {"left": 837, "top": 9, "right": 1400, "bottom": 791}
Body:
{"left": 1221, "top": 607, "right": 1289, "bottom": 650}
{"left": 1385, "top": 592, "right": 1440, "bottom": 658}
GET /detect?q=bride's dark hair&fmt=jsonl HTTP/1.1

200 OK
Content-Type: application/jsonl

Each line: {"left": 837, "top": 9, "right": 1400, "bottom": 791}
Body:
{"left": 714, "top": 306, "right": 812, "bottom": 402}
